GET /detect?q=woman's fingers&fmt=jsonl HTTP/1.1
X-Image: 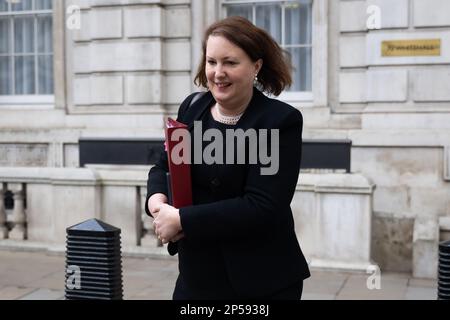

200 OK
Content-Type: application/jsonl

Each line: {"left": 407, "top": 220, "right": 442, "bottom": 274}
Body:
{"left": 170, "top": 232, "right": 185, "bottom": 243}
{"left": 151, "top": 203, "right": 182, "bottom": 243}
{"left": 153, "top": 203, "right": 162, "bottom": 213}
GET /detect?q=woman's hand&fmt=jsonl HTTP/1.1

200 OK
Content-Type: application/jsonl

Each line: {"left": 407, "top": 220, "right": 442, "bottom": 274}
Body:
{"left": 153, "top": 203, "right": 183, "bottom": 244}
{"left": 170, "top": 232, "right": 185, "bottom": 243}
{"left": 147, "top": 193, "right": 168, "bottom": 218}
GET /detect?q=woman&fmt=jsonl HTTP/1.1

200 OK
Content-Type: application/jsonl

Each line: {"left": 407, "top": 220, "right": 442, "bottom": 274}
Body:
{"left": 146, "top": 16, "right": 310, "bottom": 300}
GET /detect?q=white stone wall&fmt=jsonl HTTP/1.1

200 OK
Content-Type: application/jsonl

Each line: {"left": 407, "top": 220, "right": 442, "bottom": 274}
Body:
{"left": 338, "top": 0, "right": 450, "bottom": 115}
{"left": 335, "top": 0, "right": 450, "bottom": 273}
{"left": 67, "top": 0, "right": 192, "bottom": 119}
{"left": 0, "top": 0, "right": 194, "bottom": 168}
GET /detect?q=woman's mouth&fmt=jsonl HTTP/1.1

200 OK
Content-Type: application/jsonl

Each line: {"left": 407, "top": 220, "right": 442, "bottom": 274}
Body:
{"left": 215, "top": 82, "right": 231, "bottom": 88}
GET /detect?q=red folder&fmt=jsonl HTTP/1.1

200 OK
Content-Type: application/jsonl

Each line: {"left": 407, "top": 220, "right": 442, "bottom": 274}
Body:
{"left": 164, "top": 117, "right": 193, "bottom": 208}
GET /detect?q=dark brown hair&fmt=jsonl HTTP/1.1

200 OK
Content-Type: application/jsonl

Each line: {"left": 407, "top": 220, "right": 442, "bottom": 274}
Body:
{"left": 194, "top": 16, "right": 292, "bottom": 96}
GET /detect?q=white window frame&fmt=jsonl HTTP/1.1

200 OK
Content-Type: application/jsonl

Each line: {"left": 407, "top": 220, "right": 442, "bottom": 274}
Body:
{"left": 220, "top": 0, "right": 328, "bottom": 108}
{"left": 0, "top": 0, "right": 54, "bottom": 108}
{"left": 0, "top": 94, "right": 54, "bottom": 108}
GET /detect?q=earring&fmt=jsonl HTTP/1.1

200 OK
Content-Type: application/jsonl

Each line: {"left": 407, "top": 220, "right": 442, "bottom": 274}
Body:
{"left": 254, "top": 74, "right": 258, "bottom": 85}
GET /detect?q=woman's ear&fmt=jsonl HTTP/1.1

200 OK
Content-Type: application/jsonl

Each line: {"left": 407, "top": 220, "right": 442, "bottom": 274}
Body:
{"left": 255, "top": 58, "right": 263, "bottom": 74}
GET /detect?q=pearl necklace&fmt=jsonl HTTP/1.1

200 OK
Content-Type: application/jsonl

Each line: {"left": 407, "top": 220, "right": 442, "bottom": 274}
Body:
{"left": 214, "top": 104, "right": 245, "bottom": 125}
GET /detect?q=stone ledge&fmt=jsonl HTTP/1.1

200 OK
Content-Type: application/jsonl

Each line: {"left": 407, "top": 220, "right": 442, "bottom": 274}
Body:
{"left": 297, "top": 173, "right": 374, "bottom": 194}
{"left": 0, "top": 167, "right": 100, "bottom": 186}
{"left": 88, "top": 0, "right": 191, "bottom": 7}
{"left": 309, "top": 258, "right": 375, "bottom": 273}
{"left": 0, "top": 239, "right": 175, "bottom": 260}
{"left": 349, "top": 129, "right": 450, "bottom": 147}
{"left": 86, "top": 164, "right": 148, "bottom": 186}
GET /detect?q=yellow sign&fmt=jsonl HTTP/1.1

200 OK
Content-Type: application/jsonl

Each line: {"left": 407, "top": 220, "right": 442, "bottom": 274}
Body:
{"left": 381, "top": 39, "right": 441, "bottom": 57}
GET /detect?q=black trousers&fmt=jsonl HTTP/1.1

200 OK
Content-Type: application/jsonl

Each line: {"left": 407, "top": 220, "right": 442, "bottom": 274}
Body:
{"left": 173, "top": 279, "right": 303, "bottom": 300}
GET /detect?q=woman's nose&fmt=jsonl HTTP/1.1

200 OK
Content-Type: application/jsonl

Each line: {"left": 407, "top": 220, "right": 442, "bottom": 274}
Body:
{"left": 215, "top": 64, "right": 225, "bottom": 77}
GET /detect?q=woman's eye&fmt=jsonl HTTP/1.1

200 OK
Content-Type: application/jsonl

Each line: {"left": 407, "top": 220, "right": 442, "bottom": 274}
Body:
{"left": 207, "top": 60, "right": 216, "bottom": 65}
{"left": 226, "top": 61, "right": 236, "bottom": 65}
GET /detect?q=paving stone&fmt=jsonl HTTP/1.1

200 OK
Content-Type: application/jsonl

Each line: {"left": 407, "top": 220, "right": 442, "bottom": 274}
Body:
{"left": 0, "top": 286, "right": 37, "bottom": 300}
{"left": 0, "top": 269, "right": 58, "bottom": 287}
{"left": 27, "top": 271, "right": 65, "bottom": 291}
{"left": 408, "top": 278, "right": 438, "bottom": 288}
{"left": 404, "top": 286, "right": 437, "bottom": 300}
{"left": 303, "top": 278, "right": 346, "bottom": 295}
{"left": 128, "top": 286, "right": 173, "bottom": 300}
{"left": 301, "top": 292, "right": 335, "bottom": 300}
{"left": 343, "top": 273, "right": 409, "bottom": 288}
{"left": 336, "top": 285, "right": 408, "bottom": 300}
{"left": 0, "top": 249, "right": 442, "bottom": 300}
{"left": 19, "top": 288, "right": 64, "bottom": 300}
{"left": 309, "top": 269, "right": 353, "bottom": 281}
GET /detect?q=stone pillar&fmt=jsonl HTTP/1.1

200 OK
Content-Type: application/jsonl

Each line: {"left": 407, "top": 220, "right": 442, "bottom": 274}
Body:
{"left": 101, "top": 185, "right": 141, "bottom": 247}
{"left": 0, "top": 184, "right": 8, "bottom": 239}
{"left": 313, "top": 174, "right": 375, "bottom": 270}
{"left": 8, "top": 183, "right": 26, "bottom": 240}
{"left": 413, "top": 217, "right": 439, "bottom": 279}
{"left": 440, "top": 216, "right": 450, "bottom": 242}
{"left": 293, "top": 173, "right": 375, "bottom": 271}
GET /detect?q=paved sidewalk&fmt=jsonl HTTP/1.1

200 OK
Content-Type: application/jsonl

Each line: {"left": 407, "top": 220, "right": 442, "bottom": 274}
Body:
{"left": 0, "top": 249, "right": 437, "bottom": 300}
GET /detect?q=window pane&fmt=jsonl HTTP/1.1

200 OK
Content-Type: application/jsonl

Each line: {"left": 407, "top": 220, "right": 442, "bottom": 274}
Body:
{"left": 226, "top": 4, "right": 252, "bottom": 22}
{"left": 37, "top": 15, "right": 52, "bottom": 53}
{"left": 14, "top": 16, "right": 35, "bottom": 53}
{"left": 1, "top": 1, "right": 54, "bottom": 97}
{"left": 38, "top": 54, "right": 52, "bottom": 94}
{"left": 285, "top": 2, "right": 312, "bottom": 45}
{"left": 0, "top": 0, "right": 8, "bottom": 12}
{"left": 255, "top": 4, "right": 281, "bottom": 43}
{"left": 11, "top": 0, "right": 33, "bottom": 11}
{"left": 0, "top": 56, "right": 12, "bottom": 94}
{"left": 35, "top": 0, "right": 52, "bottom": 10}
{"left": 286, "top": 47, "right": 311, "bottom": 92}
{"left": 0, "top": 18, "right": 10, "bottom": 54}
{"left": 15, "top": 56, "right": 35, "bottom": 94}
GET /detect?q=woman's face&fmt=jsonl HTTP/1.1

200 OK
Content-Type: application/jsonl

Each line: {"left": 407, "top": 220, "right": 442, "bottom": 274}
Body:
{"left": 205, "top": 35, "right": 261, "bottom": 108}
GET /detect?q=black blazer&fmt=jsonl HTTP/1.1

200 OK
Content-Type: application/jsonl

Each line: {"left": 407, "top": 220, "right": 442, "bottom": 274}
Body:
{"left": 146, "top": 87, "right": 310, "bottom": 298}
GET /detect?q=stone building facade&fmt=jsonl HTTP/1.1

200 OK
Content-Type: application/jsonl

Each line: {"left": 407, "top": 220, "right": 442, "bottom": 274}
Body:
{"left": 0, "top": 0, "right": 449, "bottom": 278}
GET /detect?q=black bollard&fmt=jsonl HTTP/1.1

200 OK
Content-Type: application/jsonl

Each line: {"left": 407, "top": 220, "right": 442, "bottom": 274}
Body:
{"left": 438, "top": 240, "right": 450, "bottom": 300}
{"left": 65, "top": 219, "right": 123, "bottom": 300}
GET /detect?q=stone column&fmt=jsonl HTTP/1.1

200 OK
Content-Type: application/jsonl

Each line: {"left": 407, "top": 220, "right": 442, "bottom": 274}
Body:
{"left": 413, "top": 217, "right": 439, "bottom": 279}
{"left": 0, "top": 184, "right": 8, "bottom": 239}
{"left": 8, "top": 183, "right": 27, "bottom": 240}
{"left": 293, "top": 173, "right": 375, "bottom": 271}
{"left": 312, "top": 174, "right": 375, "bottom": 270}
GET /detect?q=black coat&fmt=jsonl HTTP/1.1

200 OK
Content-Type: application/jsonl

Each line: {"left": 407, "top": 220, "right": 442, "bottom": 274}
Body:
{"left": 146, "top": 87, "right": 310, "bottom": 298}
